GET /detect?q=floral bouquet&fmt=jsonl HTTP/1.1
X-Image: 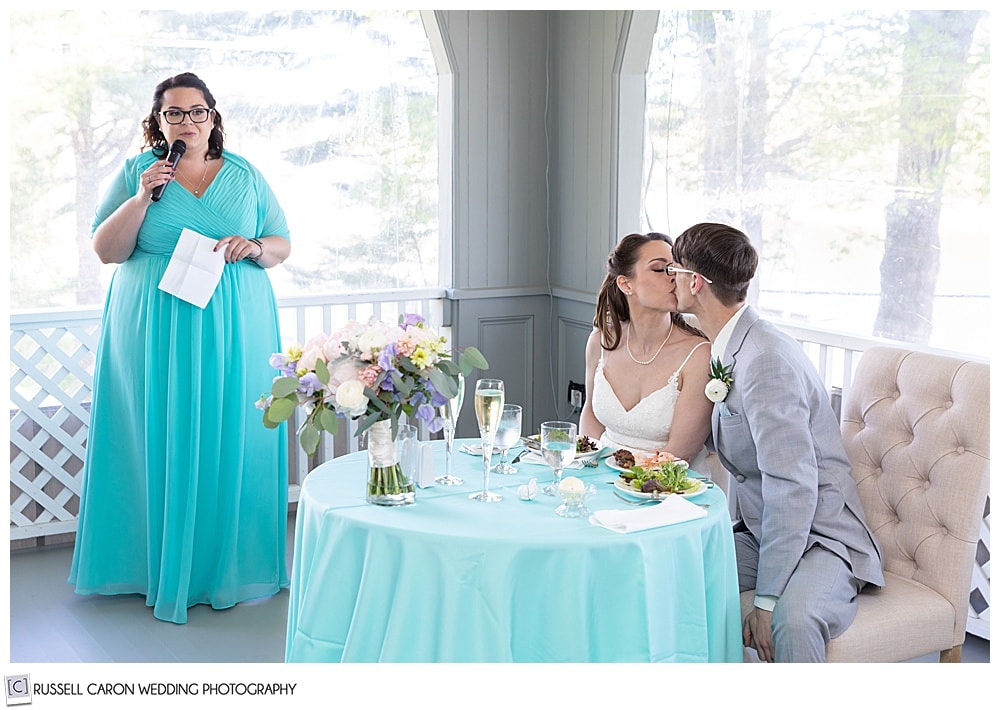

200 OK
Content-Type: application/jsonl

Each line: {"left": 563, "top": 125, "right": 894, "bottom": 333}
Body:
{"left": 257, "top": 313, "right": 487, "bottom": 504}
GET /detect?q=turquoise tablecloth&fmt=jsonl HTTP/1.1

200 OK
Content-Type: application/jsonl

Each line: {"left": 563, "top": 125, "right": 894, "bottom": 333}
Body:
{"left": 285, "top": 441, "right": 742, "bottom": 662}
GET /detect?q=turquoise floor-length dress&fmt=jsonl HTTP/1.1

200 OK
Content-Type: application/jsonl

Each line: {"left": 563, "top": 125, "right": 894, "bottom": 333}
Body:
{"left": 68, "top": 149, "right": 290, "bottom": 624}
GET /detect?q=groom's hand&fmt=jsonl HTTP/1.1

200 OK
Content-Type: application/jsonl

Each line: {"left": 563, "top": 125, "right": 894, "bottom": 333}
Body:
{"left": 743, "top": 607, "right": 775, "bottom": 662}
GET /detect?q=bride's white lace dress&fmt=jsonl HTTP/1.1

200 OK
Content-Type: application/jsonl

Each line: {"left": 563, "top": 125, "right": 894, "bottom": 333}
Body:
{"left": 592, "top": 341, "right": 709, "bottom": 473}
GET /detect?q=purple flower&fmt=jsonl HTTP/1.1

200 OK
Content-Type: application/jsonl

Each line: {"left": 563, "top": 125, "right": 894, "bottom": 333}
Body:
{"left": 298, "top": 372, "right": 323, "bottom": 396}
{"left": 378, "top": 342, "right": 399, "bottom": 373}
{"left": 401, "top": 313, "right": 425, "bottom": 328}
{"left": 416, "top": 402, "right": 438, "bottom": 429}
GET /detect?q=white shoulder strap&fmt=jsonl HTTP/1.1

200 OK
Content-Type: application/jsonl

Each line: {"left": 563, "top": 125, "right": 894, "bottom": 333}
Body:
{"left": 675, "top": 340, "right": 710, "bottom": 375}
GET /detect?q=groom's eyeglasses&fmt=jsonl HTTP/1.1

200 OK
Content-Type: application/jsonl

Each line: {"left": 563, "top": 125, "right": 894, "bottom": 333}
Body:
{"left": 666, "top": 265, "right": 714, "bottom": 284}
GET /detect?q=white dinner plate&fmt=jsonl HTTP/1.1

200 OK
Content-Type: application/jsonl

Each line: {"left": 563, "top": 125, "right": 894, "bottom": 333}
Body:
{"left": 605, "top": 455, "right": 689, "bottom": 474}
{"left": 612, "top": 477, "right": 707, "bottom": 500}
{"left": 605, "top": 457, "right": 636, "bottom": 473}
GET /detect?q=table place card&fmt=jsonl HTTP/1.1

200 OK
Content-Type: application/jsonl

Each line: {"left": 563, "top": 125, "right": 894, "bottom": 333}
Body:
{"left": 416, "top": 443, "right": 436, "bottom": 488}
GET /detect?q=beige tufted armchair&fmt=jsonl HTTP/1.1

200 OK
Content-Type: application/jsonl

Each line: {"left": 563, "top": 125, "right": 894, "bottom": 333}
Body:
{"left": 741, "top": 345, "right": 990, "bottom": 662}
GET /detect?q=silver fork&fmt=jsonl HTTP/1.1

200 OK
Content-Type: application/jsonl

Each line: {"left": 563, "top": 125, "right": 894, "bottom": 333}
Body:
{"left": 612, "top": 491, "right": 663, "bottom": 505}
{"left": 612, "top": 491, "right": 708, "bottom": 508}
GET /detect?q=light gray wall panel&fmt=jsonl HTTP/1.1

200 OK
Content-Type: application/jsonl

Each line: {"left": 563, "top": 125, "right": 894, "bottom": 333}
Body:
{"left": 557, "top": 300, "right": 596, "bottom": 427}
{"left": 438, "top": 10, "right": 549, "bottom": 293}
{"left": 453, "top": 295, "right": 552, "bottom": 438}
{"left": 430, "top": 10, "right": 647, "bottom": 427}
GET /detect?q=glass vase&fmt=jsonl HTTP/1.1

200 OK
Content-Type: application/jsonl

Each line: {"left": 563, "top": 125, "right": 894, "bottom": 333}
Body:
{"left": 365, "top": 419, "right": 416, "bottom": 506}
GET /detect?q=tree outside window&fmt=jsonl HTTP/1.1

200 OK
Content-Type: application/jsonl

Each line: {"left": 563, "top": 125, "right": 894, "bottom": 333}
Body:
{"left": 9, "top": 9, "right": 438, "bottom": 309}
{"left": 643, "top": 10, "right": 989, "bottom": 358}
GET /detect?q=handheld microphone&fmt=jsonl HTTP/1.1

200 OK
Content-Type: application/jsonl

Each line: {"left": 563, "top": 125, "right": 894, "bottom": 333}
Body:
{"left": 150, "top": 139, "right": 187, "bottom": 202}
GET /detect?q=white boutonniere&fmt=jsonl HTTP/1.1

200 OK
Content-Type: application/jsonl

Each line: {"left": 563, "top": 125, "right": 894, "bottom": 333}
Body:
{"left": 705, "top": 357, "right": 734, "bottom": 403}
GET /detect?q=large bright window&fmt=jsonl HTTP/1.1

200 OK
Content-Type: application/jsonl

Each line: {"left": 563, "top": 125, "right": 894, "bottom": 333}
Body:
{"left": 9, "top": 10, "right": 438, "bottom": 308}
{"left": 642, "top": 10, "right": 989, "bottom": 357}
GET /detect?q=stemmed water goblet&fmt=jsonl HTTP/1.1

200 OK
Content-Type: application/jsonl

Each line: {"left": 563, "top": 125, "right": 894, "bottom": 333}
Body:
{"left": 435, "top": 372, "right": 465, "bottom": 486}
{"left": 470, "top": 378, "right": 504, "bottom": 502}
{"left": 540, "top": 420, "right": 576, "bottom": 496}
{"left": 491, "top": 403, "right": 522, "bottom": 474}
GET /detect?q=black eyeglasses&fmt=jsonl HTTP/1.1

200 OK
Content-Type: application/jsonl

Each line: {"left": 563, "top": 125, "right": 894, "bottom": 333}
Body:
{"left": 666, "top": 265, "right": 714, "bottom": 284}
{"left": 159, "top": 108, "right": 213, "bottom": 124}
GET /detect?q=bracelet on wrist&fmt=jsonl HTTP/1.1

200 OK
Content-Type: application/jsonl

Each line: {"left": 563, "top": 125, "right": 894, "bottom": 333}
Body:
{"left": 247, "top": 237, "right": 264, "bottom": 263}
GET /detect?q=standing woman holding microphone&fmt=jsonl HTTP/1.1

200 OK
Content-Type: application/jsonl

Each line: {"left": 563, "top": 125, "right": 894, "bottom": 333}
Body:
{"left": 69, "top": 72, "right": 292, "bottom": 624}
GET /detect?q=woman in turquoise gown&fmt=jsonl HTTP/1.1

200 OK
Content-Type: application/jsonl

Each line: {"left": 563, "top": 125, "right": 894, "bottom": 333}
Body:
{"left": 68, "top": 72, "right": 291, "bottom": 624}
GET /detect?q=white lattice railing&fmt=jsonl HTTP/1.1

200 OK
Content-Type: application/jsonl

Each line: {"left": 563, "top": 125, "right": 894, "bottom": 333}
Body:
{"left": 9, "top": 304, "right": 989, "bottom": 640}
{"left": 9, "top": 288, "right": 448, "bottom": 544}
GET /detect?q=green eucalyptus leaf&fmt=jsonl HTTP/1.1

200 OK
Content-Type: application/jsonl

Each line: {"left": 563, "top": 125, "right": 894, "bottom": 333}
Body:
{"left": 300, "top": 423, "right": 321, "bottom": 456}
{"left": 429, "top": 367, "right": 458, "bottom": 398}
{"left": 363, "top": 386, "right": 393, "bottom": 416}
{"left": 262, "top": 411, "right": 280, "bottom": 429}
{"left": 319, "top": 406, "right": 339, "bottom": 435}
{"left": 355, "top": 411, "right": 383, "bottom": 438}
{"left": 436, "top": 358, "right": 460, "bottom": 376}
{"left": 267, "top": 396, "right": 297, "bottom": 422}
{"left": 459, "top": 346, "right": 489, "bottom": 375}
{"left": 271, "top": 376, "right": 300, "bottom": 398}
{"left": 391, "top": 371, "right": 412, "bottom": 397}
{"left": 315, "top": 358, "right": 330, "bottom": 385}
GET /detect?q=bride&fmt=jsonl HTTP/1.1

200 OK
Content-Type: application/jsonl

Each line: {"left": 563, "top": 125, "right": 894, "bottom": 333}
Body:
{"left": 580, "top": 232, "right": 714, "bottom": 471}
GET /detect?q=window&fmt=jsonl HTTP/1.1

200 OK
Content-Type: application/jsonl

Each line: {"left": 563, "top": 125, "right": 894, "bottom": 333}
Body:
{"left": 9, "top": 10, "right": 438, "bottom": 308}
{"left": 643, "top": 10, "right": 989, "bottom": 357}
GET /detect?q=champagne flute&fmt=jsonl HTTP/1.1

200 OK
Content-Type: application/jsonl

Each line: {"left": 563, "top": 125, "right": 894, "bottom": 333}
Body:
{"left": 470, "top": 378, "right": 504, "bottom": 502}
{"left": 435, "top": 372, "right": 465, "bottom": 485}
{"left": 491, "top": 404, "right": 522, "bottom": 474}
{"left": 540, "top": 420, "right": 577, "bottom": 496}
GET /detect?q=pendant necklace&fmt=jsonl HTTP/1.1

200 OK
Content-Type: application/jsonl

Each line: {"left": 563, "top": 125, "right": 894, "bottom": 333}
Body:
{"left": 626, "top": 319, "right": 674, "bottom": 366}
{"left": 178, "top": 159, "right": 210, "bottom": 196}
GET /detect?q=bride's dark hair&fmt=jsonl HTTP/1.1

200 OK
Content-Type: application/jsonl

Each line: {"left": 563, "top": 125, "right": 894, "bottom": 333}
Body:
{"left": 594, "top": 232, "right": 706, "bottom": 350}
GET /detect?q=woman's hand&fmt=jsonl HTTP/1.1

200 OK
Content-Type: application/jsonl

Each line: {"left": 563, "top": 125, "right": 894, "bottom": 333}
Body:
{"left": 139, "top": 159, "right": 179, "bottom": 202}
{"left": 214, "top": 236, "right": 263, "bottom": 264}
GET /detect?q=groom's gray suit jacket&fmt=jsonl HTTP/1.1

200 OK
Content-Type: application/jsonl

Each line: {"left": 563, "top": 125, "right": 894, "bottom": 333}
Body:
{"left": 712, "top": 307, "right": 884, "bottom": 597}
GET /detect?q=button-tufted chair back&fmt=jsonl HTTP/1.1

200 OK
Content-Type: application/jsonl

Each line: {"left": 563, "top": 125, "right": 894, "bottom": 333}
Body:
{"left": 833, "top": 346, "right": 990, "bottom": 661}
{"left": 739, "top": 345, "right": 989, "bottom": 662}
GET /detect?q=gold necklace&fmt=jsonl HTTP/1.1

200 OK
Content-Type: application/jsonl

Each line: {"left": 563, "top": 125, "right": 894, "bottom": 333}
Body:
{"left": 177, "top": 159, "right": 210, "bottom": 196}
{"left": 625, "top": 319, "right": 674, "bottom": 366}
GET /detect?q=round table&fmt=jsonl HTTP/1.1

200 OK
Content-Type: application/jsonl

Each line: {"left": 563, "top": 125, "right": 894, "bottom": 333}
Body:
{"left": 284, "top": 440, "right": 743, "bottom": 662}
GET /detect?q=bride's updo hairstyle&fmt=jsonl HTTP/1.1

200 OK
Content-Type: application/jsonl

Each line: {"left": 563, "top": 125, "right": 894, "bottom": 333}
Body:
{"left": 594, "top": 232, "right": 704, "bottom": 350}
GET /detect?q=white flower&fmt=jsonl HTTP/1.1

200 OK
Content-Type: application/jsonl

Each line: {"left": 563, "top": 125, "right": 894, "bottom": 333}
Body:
{"left": 705, "top": 378, "right": 730, "bottom": 403}
{"left": 356, "top": 322, "right": 403, "bottom": 359}
{"left": 334, "top": 379, "right": 368, "bottom": 417}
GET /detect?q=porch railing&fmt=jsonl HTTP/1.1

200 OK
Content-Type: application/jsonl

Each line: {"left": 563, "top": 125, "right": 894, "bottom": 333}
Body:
{"left": 9, "top": 299, "right": 989, "bottom": 639}
{"left": 9, "top": 288, "right": 447, "bottom": 544}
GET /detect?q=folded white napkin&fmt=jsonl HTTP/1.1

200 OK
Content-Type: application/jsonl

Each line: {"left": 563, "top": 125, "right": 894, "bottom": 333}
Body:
{"left": 589, "top": 495, "right": 707, "bottom": 533}
{"left": 518, "top": 451, "right": 585, "bottom": 469}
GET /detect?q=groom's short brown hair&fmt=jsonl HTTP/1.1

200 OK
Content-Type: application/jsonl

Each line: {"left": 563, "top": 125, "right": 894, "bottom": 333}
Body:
{"left": 672, "top": 223, "right": 757, "bottom": 306}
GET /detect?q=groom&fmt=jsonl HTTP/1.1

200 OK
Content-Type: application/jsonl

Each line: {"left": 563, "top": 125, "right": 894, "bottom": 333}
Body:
{"left": 671, "top": 222, "right": 883, "bottom": 662}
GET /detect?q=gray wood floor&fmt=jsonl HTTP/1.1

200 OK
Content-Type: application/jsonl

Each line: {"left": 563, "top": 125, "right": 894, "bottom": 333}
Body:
{"left": 7, "top": 512, "right": 989, "bottom": 664}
